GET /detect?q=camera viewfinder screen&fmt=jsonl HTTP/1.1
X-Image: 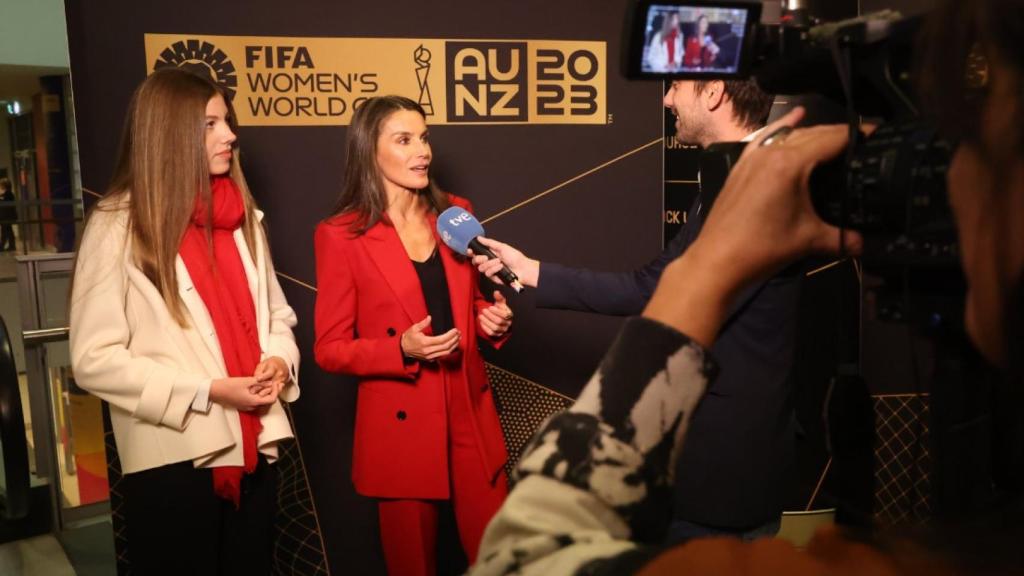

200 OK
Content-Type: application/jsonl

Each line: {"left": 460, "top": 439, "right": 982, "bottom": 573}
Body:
{"left": 640, "top": 4, "right": 750, "bottom": 74}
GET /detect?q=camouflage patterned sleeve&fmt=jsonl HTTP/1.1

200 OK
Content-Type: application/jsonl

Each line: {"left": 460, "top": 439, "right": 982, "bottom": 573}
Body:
{"left": 471, "top": 316, "right": 718, "bottom": 576}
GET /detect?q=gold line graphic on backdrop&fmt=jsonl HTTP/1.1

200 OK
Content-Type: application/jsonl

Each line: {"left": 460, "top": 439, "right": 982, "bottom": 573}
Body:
{"left": 806, "top": 457, "right": 832, "bottom": 510}
{"left": 85, "top": 185, "right": 320, "bottom": 295}
{"left": 277, "top": 271, "right": 317, "bottom": 292}
{"left": 481, "top": 138, "right": 662, "bottom": 224}
{"left": 805, "top": 257, "right": 863, "bottom": 280}
{"left": 665, "top": 179, "right": 700, "bottom": 184}
{"left": 280, "top": 404, "right": 332, "bottom": 576}
{"left": 806, "top": 258, "right": 847, "bottom": 277}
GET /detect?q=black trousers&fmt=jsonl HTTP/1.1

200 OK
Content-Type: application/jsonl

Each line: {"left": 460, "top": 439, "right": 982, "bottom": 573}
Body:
{"left": 122, "top": 457, "right": 278, "bottom": 576}
{"left": 0, "top": 224, "right": 14, "bottom": 250}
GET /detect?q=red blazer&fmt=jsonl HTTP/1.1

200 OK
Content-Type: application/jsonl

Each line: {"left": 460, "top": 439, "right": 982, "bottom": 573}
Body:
{"left": 684, "top": 36, "right": 715, "bottom": 67}
{"left": 314, "top": 195, "right": 509, "bottom": 499}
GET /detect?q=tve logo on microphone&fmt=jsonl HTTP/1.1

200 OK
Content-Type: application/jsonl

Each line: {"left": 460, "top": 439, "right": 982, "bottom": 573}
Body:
{"left": 437, "top": 207, "right": 485, "bottom": 256}
{"left": 447, "top": 211, "right": 472, "bottom": 226}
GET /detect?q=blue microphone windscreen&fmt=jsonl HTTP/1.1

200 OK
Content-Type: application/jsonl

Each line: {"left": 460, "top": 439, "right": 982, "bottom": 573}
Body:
{"left": 436, "top": 206, "right": 485, "bottom": 255}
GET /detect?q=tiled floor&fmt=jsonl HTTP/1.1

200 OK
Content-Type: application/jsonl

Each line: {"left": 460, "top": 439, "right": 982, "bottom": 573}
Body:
{"left": 0, "top": 521, "right": 116, "bottom": 576}
{"left": 60, "top": 520, "right": 117, "bottom": 576}
{"left": 0, "top": 534, "right": 75, "bottom": 576}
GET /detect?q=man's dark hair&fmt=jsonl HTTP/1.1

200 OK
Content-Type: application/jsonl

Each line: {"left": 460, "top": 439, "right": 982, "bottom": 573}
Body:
{"left": 693, "top": 80, "right": 774, "bottom": 131}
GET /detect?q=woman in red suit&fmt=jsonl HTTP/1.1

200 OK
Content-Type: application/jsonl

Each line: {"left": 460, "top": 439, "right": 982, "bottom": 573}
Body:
{"left": 314, "top": 95, "right": 512, "bottom": 575}
{"left": 684, "top": 14, "right": 721, "bottom": 68}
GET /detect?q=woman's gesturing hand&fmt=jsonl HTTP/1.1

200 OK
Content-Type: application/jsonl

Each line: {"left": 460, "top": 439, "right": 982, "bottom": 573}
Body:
{"left": 478, "top": 291, "right": 513, "bottom": 338}
{"left": 400, "top": 316, "right": 461, "bottom": 361}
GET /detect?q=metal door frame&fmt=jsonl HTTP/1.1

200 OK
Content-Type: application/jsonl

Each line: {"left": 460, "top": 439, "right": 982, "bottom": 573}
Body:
{"left": 16, "top": 252, "right": 110, "bottom": 531}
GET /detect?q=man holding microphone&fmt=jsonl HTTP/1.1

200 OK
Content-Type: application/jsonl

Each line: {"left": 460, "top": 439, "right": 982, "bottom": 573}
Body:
{"left": 472, "top": 79, "right": 801, "bottom": 543}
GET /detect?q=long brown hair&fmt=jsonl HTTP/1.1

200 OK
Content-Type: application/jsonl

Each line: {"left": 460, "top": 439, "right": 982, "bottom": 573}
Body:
{"left": 330, "top": 95, "right": 449, "bottom": 233}
{"left": 97, "top": 68, "right": 260, "bottom": 325}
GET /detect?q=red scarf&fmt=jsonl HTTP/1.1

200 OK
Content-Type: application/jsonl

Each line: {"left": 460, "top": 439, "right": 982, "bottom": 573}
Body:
{"left": 666, "top": 28, "right": 679, "bottom": 65}
{"left": 179, "top": 176, "right": 263, "bottom": 508}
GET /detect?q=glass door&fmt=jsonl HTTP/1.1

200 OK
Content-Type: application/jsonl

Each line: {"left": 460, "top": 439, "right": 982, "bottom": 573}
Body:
{"left": 17, "top": 253, "right": 110, "bottom": 529}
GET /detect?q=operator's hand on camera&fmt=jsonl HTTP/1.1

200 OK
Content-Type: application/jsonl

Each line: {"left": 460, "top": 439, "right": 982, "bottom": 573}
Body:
{"left": 644, "top": 107, "right": 863, "bottom": 348}
{"left": 702, "top": 107, "right": 864, "bottom": 277}
{"left": 468, "top": 236, "right": 540, "bottom": 288}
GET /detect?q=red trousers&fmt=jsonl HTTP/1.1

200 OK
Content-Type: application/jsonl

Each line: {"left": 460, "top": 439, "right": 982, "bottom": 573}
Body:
{"left": 378, "top": 368, "right": 508, "bottom": 576}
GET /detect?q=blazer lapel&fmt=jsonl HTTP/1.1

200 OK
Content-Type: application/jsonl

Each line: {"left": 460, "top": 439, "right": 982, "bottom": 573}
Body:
{"left": 175, "top": 257, "right": 229, "bottom": 376}
{"left": 234, "top": 225, "right": 266, "bottom": 351}
{"left": 431, "top": 212, "right": 471, "bottom": 336}
{"left": 362, "top": 220, "right": 430, "bottom": 328}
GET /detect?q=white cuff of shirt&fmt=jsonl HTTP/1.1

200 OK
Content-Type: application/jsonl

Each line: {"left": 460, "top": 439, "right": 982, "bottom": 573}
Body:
{"left": 191, "top": 379, "right": 213, "bottom": 413}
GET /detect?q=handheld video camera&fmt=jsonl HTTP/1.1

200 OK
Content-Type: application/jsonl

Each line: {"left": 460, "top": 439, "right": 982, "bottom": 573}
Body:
{"left": 627, "top": 0, "right": 956, "bottom": 271}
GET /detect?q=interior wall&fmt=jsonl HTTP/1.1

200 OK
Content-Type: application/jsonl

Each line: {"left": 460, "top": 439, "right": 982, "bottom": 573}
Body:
{"left": 0, "top": 0, "right": 70, "bottom": 69}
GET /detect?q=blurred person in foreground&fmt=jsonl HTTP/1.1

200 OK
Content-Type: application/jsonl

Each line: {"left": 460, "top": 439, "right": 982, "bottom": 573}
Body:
{"left": 469, "top": 0, "right": 1024, "bottom": 573}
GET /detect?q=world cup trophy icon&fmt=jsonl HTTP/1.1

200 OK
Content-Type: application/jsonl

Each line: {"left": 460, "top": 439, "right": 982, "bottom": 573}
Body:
{"left": 414, "top": 45, "right": 434, "bottom": 116}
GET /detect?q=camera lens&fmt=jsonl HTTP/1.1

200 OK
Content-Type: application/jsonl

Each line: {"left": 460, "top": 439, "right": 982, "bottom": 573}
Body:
{"left": 810, "top": 121, "right": 956, "bottom": 266}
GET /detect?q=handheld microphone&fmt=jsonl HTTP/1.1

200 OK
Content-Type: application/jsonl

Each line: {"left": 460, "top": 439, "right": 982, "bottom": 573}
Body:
{"left": 437, "top": 206, "right": 524, "bottom": 292}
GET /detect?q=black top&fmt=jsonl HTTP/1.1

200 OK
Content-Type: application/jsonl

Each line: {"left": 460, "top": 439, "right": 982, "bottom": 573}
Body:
{"left": 412, "top": 248, "right": 454, "bottom": 335}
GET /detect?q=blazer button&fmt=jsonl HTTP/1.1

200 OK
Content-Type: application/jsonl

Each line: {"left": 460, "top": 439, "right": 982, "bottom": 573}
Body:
{"left": 396, "top": 410, "right": 407, "bottom": 421}
{"left": 387, "top": 327, "right": 397, "bottom": 337}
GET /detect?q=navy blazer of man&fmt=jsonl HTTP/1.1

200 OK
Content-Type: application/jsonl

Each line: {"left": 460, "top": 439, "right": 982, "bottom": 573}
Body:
{"left": 535, "top": 193, "right": 802, "bottom": 529}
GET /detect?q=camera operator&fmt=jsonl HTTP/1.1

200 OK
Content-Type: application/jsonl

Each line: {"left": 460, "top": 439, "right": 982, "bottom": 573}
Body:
{"left": 469, "top": 0, "right": 1024, "bottom": 573}
{"left": 472, "top": 80, "right": 804, "bottom": 545}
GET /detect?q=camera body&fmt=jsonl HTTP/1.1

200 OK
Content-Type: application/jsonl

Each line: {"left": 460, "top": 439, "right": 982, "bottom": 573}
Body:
{"left": 628, "top": 1, "right": 957, "bottom": 271}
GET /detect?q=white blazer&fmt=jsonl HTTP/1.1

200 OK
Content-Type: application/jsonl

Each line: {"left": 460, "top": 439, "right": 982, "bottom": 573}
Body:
{"left": 70, "top": 198, "right": 300, "bottom": 474}
{"left": 647, "top": 30, "right": 684, "bottom": 72}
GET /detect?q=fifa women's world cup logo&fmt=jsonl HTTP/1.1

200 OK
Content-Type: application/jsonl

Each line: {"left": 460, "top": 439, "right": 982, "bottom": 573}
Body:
{"left": 153, "top": 39, "right": 238, "bottom": 101}
{"left": 414, "top": 44, "right": 434, "bottom": 115}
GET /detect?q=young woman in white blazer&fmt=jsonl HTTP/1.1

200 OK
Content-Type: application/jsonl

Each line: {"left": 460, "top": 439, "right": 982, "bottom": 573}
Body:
{"left": 70, "top": 68, "right": 299, "bottom": 576}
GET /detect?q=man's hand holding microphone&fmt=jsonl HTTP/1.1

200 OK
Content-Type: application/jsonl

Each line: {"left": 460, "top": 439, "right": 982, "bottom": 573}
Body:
{"left": 458, "top": 108, "right": 865, "bottom": 351}
{"left": 467, "top": 237, "right": 540, "bottom": 290}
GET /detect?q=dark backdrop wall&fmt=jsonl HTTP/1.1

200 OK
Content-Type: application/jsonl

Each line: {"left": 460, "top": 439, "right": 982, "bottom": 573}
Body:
{"left": 65, "top": 1, "right": 664, "bottom": 573}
